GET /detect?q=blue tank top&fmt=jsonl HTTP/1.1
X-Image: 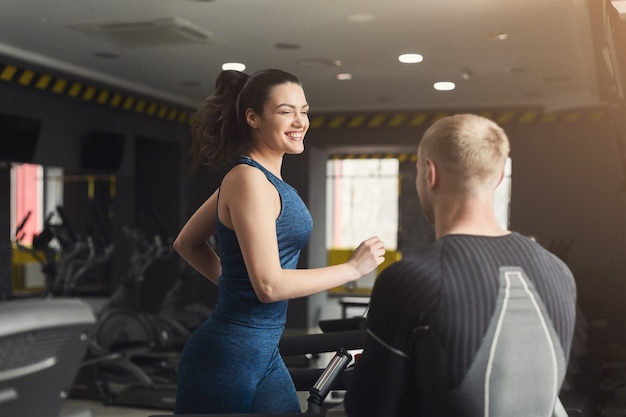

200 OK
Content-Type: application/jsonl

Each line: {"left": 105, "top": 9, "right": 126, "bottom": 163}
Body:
{"left": 211, "top": 156, "right": 313, "bottom": 329}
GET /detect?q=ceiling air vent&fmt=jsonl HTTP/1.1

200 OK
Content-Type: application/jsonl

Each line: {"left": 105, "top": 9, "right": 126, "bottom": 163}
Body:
{"left": 68, "top": 17, "right": 213, "bottom": 48}
{"left": 296, "top": 58, "right": 342, "bottom": 67}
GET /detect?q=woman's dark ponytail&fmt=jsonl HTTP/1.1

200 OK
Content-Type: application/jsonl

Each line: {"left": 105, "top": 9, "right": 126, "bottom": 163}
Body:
{"left": 189, "top": 70, "right": 249, "bottom": 172}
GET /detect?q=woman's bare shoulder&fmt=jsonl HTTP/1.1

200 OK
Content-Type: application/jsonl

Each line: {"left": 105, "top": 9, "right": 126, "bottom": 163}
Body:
{"left": 220, "top": 163, "right": 275, "bottom": 205}
{"left": 222, "top": 163, "right": 268, "bottom": 188}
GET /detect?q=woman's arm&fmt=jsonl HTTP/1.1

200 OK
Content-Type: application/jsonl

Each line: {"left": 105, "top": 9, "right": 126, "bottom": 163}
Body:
{"left": 173, "top": 190, "right": 222, "bottom": 285}
{"left": 220, "top": 165, "right": 385, "bottom": 303}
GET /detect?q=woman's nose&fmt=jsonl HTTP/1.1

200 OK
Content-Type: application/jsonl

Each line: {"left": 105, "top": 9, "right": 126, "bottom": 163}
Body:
{"left": 293, "top": 113, "right": 304, "bottom": 126}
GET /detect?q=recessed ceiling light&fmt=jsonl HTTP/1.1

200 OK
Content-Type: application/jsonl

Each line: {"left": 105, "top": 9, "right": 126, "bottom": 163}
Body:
{"left": 347, "top": 13, "right": 376, "bottom": 23}
{"left": 398, "top": 54, "right": 423, "bottom": 64}
{"left": 336, "top": 73, "right": 352, "bottom": 81}
{"left": 485, "top": 30, "right": 509, "bottom": 40}
{"left": 434, "top": 81, "right": 456, "bottom": 91}
{"left": 222, "top": 62, "right": 246, "bottom": 71}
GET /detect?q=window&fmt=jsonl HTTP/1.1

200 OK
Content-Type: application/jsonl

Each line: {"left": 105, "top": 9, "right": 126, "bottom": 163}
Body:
{"left": 11, "top": 164, "right": 65, "bottom": 244}
{"left": 326, "top": 158, "right": 399, "bottom": 250}
{"left": 326, "top": 158, "right": 399, "bottom": 294}
{"left": 11, "top": 164, "right": 64, "bottom": 291}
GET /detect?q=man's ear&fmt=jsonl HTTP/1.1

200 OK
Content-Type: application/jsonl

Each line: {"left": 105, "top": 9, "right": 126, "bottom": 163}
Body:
{"left": 245, "top": 108, "right": 258, "bottom": 128}
{"left": 427, "top": 159, "right": 437, "bottom": 188}
{"left": 496, "top": 169, "right": 505, "bottom": 187}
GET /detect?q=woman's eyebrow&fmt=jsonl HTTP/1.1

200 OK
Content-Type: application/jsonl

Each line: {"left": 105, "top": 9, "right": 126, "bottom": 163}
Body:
{"left": 275, "top": 103, "right": 309, "bottom": 109}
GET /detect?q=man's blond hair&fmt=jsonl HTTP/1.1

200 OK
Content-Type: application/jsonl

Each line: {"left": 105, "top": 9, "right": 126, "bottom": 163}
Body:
{"left": 419, "top": 114, "right": 510, "bottom": 193}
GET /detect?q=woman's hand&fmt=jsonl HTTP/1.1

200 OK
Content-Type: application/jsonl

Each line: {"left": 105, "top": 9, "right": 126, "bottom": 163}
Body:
{"left": 348, "top": 236, "right": 386, "bottom": 279}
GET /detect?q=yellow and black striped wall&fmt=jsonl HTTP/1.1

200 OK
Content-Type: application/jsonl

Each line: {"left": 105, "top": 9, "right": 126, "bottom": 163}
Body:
{"left": 309, "top": 107, "right": 608, "bottom": 131}
{"left": 0, "top": 60, "right": 194, "bottom": 126}
{"left": 308, "top": 105, "right": 612, "bottom": 160}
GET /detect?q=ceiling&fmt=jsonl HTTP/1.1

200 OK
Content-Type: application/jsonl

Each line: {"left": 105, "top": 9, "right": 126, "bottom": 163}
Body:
{"left": 0, "top": 0, "right": 618, "bottom": 115}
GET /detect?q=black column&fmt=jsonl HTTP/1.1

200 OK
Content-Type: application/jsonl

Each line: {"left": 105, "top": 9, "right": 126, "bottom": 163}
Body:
{"left": 0, "top": 165, "right": 12, "bottom": 298}
{"left": 397, "top": 161, "right": 435, "bottom": 256}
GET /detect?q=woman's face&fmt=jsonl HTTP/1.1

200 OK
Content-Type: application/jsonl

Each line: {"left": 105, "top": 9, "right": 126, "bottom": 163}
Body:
{"left": 247, "top": 82, "right": 309, "bottom": 155}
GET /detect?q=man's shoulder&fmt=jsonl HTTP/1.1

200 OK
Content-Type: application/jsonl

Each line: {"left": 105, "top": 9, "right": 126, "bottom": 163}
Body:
{"left": 373, "top": 251, "right": 442, "bottom": 297}
{"left": 367, "top": 253, "right": 441, "bottom": 337}
{"left": 379, "top": 253, "right": 437, "bottom": 277}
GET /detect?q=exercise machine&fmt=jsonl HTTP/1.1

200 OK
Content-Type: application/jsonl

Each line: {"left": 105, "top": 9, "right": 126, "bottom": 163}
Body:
{"left": 143, "top": 208, "right": 213, "bottom": 333}
{"left": 13, "top": 205, "right": 114, "bottom": 299}
{"left": 159, "top": 260, "right": 213, "bottom": 333}
{"left": 148, "top": 351, "right": 352, "bottom": 416}
{"left": 0, "top": 297, "right": 96, "bottom": 417}
{"left": 93, "top": 223, "right": 189, "bottom": 353}
{"left": 137, "top": 314, "right": 367, "bottom": 416}
{"left": 13, "top": 210, "right": 59, "bottom": 297}
{"left": 70, "top": 223, "right": 188, "bottom": 409}
{"left": 51, "top": 205, "right": 114, "bottom": 298}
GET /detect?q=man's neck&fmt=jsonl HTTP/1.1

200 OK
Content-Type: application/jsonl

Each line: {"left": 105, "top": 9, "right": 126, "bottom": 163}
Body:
{"left": 434, "top": 197, "right": 509, "bottom": 239}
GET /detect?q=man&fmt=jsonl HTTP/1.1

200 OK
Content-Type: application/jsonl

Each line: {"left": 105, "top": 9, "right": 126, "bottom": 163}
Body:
{"left": 344, "top": 114, "right": 577, "bottom": 417}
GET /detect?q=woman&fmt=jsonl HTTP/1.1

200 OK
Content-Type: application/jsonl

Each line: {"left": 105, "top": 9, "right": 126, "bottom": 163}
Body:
{"left": 173, "top": 68, "right": 385, "bottom": 414}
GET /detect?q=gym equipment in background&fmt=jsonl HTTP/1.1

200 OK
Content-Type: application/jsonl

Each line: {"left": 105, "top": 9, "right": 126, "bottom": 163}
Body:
{"left": 0, "top": 298, "right": 96, "bottom": 417}
{"left": 13, "top": 205, "right": 114, "bottom": 299}
{"left": 159, "top": 260, "right": 212, "bottom": 333}
{"left": 71, "top": 223, "right": 186, "bottom": 410}
{"left": 144, "top": 208, "right": 213, "bottom": 333}
{"left": 93, "top": 223, "right": 189, "bottom": 353}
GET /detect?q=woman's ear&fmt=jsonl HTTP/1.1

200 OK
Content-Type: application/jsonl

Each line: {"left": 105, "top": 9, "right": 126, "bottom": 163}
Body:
{"left": 245, "top": 108, "right": 258, "bottom": 128}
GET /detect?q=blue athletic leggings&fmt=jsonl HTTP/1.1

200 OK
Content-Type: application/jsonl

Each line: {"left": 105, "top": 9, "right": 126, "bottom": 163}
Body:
{"left": 174, "top": 317, "right": 301, "bottom": 414}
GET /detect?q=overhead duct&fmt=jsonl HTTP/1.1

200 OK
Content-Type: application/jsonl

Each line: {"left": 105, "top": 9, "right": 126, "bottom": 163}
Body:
{"left": 68, "top": 17, "right": 213, "bottom": 48}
